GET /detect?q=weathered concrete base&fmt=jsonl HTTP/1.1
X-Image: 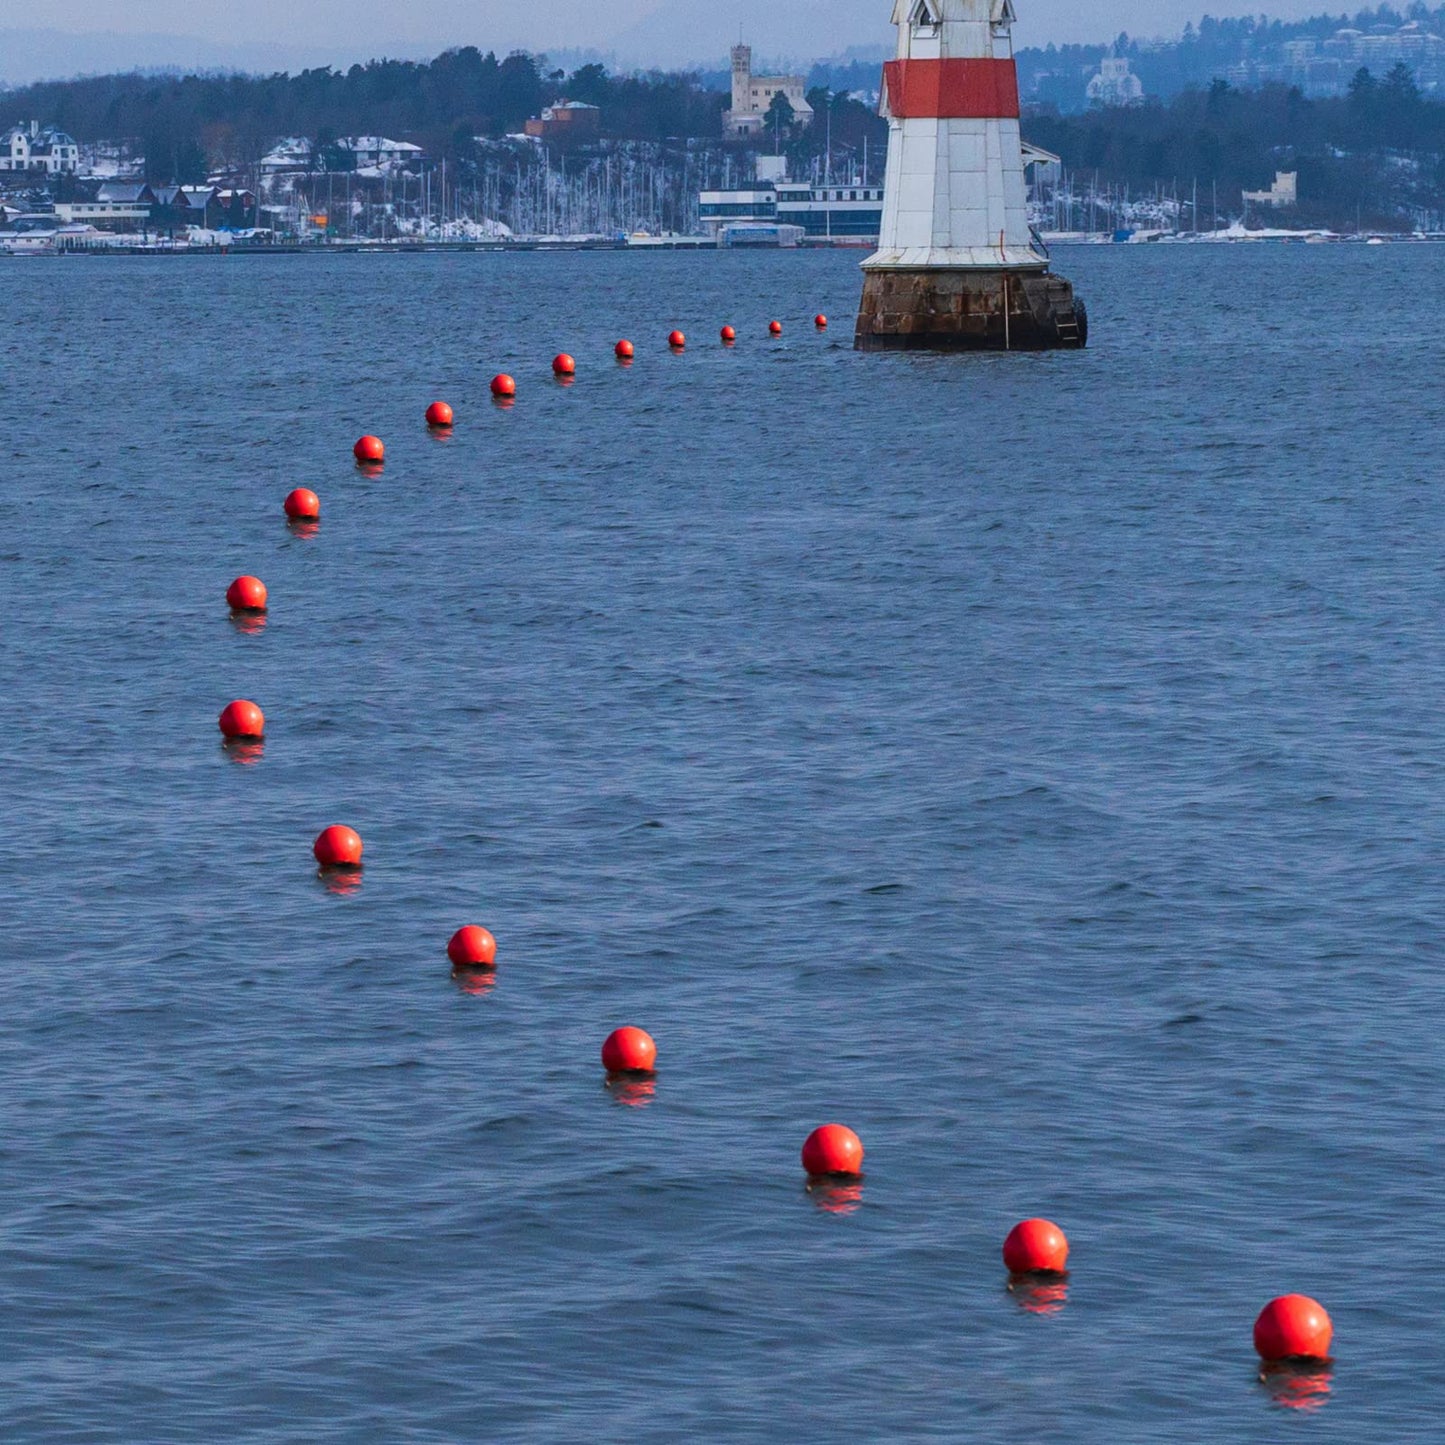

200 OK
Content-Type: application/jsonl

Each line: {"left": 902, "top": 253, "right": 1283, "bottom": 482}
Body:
{"left": 855, "top": 267, "right": 1087, "bottom": 351}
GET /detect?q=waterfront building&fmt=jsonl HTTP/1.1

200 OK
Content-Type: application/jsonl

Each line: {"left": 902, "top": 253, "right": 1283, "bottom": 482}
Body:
{"left": 698, "top": 181, "right": 886, "bottom": 240}
{"left": 724, "top": 45, "right": 814, "bottom": 137}
{"left": 53, "top": 181, "right": 156, "bottom": 231}
{"left": 215, "top": 189, "right": 260, "bottom": 228}
{"left": 0, "top": 121, "right": 80, "bottom": 174}
{"left": 152, "top": 186, "right": 223, "bottom": 230}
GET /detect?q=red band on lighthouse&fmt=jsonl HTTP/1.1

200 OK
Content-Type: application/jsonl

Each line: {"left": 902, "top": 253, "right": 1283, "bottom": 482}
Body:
{"left": 883, "top": 58, "right": 1020, "bottom": 119}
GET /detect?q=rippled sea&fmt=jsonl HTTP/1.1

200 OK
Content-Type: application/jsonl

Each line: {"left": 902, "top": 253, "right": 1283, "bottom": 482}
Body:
{"left": 3, "top": 245, "right": 1444, "bottom": 1441}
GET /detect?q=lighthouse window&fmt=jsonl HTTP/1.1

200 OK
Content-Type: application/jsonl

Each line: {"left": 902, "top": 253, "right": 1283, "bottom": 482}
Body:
{"left": 912, "top": 0, "right": 939, "bottom": 28}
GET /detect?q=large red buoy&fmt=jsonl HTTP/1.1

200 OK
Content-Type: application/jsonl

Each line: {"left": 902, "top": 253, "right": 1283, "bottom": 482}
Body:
{"left": 720, "top": 325, "right": 736, "bottom": 343}
{"left": 815, "top": 314, "right": 828, "bottom": 329}
{"left": 769, "top": 319, "right": 783, "bottom": 336}
{"left": 226, "top": 575, "right": 267, "bottom": 612}
{"left": 313, "top": 825, "right": 363, "bottom": 868}
{"left": 668, "top": 330, "right": 686, "bottom": 349}
{"left": 218, "top": 699, "right": 265, "bottom": 739}
{"left": 1003, "top": 1218, "right": 1069, "bottom": 1274}
{"left": 426, "top": 400, "right": 454, "bottom": 428}
{"left": 552, "top": 353, "right": 576, "bottom": 376}
{"left": 801, "top": 1124, "right": 864, "bottom": 1177}
{"left": 490, "top": 374, "right": 516, "bottom": 398}
{"left": 601, "top": 1026, "right": 657, "bottom": 1073}
{"left": 283, "top": 488, "right": 320, "bottom": 520}
{"left": 353, "top": 435, "right": 384, "bottom": 463}
{"left": 1254, "top": 1295, "right": 1333, "bottom": 1362}
{"left": 447, "top": 925, "right": 497, "bottom": 969}
{"left": 615, "top": 339, "right": 634, "bottom": 359}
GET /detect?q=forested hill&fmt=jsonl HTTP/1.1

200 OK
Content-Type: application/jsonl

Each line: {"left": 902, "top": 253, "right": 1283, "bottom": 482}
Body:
{"left": 0, "top": 49, "right": 727, "bottom": 168}
{"left": 10, "top": 22, "right": 1445, "bottom": 227}
{"left": 1029, "top": 70, "right": 1445, "bottom": 228}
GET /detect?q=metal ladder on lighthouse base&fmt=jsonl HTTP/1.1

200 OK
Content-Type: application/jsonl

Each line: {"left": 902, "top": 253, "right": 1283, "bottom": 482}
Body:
{"left": 1045, "top": 277, "right": 1080, "bottom": 346}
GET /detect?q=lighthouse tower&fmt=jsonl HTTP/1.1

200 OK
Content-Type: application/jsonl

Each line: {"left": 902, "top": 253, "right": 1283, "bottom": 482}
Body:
{"left": 855, "top": 0, "right": 1086, "bottom": 350}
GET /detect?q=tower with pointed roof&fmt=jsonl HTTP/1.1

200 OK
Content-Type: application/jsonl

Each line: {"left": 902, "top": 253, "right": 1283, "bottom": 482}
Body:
{"left": 855, "top": 0, "right": 1087, "bottom": 350}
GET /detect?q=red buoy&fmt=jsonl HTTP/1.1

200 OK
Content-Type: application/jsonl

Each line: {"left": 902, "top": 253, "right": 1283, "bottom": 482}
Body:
{"left": 426, "top": 400, "right": 454, "bottom": 428}
{"left": 552, "top": 353, "right": 576, "bottom": 376}
{"left": 615, "top": 339, "right": 634, "bottom": 359}
{"left": 601, "top": 1026, "right": 657, "bottom": 1073}
{"left": 801, "top": 1124, "right": 864, "bottom": 1177}
{"left": 353, "top": 435, "right": 384, "bottom": 463}
{"left": 226, "top": 575, "right": 267, "bottom": 612}
{"left": 447, "top": 925, "right": 497, "bottom": 970}
{"left": 218, "top": 699, "right": 265, "bottom": 739}
{"left": 1254, "top": 1295, "right": 1333, "bottom": 1362}
{"left": 313, "top": 825, "right": 363, "bottom": 868}
{"left": 769, "top": 320, "right": 783, "bottom": 336}
{"left": 490, "top": 373, "right": 516, "bottom": 398}
{"left": 1003, "top": 1218, "right": 1069, "bottom": 1274}
{"left": 668, "top": 330, "right": 686, "bottom": 349}
{"left": 815, "top": 314, "right": 828, "bottom": 328}
{"left": 283, "top": 488, "right": 320, "bottom": 520}
{"left": 720, "top": 325, "right": 736, "bottom": 343}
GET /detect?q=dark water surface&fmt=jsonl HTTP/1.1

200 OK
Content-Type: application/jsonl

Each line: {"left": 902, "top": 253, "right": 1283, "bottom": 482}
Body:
{"left": 3, "top": 246, "right": 1443, "bottom": 1441}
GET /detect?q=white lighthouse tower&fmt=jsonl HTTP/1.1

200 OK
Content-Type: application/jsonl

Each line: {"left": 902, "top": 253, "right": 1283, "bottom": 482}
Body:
{"left": 855, "top": 0, "right": 1086, "bottom": 350}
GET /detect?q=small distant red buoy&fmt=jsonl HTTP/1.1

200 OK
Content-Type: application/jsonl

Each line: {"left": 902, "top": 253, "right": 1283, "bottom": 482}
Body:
{"left": 283, "top": 488, "right": 320, "bottom": 520}
{"left": 426, "top": 400, "right": 454, "bottom": 428}
{"left": 313, "top": 825, "right": 363, "bottom": 868}
{"left": 801, "top": 1124, "right": 864, "bottom": 1177}
{"left": 720, "top": 325, "right": 736, "bottom": 343}
{"left": 226, "top": 575, "right": 267, "bottom": 612}
{"left": 353, "top": 435, "right": 384, "bottom": 463}
{"left": 490, "top": 374, "right": 516, "bottom": 398}
{"left": 615, "top": 339, "right": 634, "bottom": 359}
{"left": 668, "top": 330, "right": 686, "bottom": 349}
{"left": 1254, "top": 1295, "right": 1333, "bottom": 1362}
{"left": 447, "top": 925, "right": 497, "bottom": 970}
{"left": 218, "top": 699, "right": 265, "bottom": 739}
{"left": 552, "top": 353, "right": 576, "bottom": 376}
{"left": 601, "top": 1026, "right": 657, "bottom": 1073}
{"left": 769, "top": 320, "right": 783, "bottom": 336}
{"left": 1003, "top": 1218, "right": 1069, "bottom": 1274}
{"left": 815, "top": 314, "right": 828, "bottom": 329}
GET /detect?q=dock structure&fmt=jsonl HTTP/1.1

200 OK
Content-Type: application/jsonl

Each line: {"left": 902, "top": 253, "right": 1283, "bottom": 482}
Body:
{"left": 855, "top": 0, "right": 1087, "bottom": 350}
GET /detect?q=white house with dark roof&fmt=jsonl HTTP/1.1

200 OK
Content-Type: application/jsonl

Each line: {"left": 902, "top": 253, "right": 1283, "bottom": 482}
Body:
{"left": 0, "top": 121, "right": 80, "bottom": 174}
{"left": 259, "top": 138, "right": 314, "bottom": 174}
{"left": 339, "top": 136, "right": 424, "bottom": 168}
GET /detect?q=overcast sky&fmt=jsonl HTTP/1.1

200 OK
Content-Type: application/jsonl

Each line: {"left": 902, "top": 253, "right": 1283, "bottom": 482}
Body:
{"left": 1, "top": 0, "right": 1356, "bottom": 78}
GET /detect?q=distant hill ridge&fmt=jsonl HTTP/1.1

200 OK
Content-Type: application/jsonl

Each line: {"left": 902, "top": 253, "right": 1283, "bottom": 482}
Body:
{"left": 5, "top": 5, "right": 1445, "bottom": 138}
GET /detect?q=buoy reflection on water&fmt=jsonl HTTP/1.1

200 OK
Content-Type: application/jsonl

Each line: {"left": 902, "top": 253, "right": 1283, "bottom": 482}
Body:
{"left": 1007, "top": 1275, "right": 1069, "bottom": 1316}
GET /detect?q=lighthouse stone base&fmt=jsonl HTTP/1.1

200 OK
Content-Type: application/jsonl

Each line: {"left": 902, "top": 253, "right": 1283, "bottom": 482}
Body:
{"left": 855, "top": 267, "right": 1087, "bottom": 351}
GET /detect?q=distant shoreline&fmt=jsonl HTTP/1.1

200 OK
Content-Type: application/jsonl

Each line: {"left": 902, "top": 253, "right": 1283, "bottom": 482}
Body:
{"left": 11, "top": 234, "right": 1435, "bottom": 258}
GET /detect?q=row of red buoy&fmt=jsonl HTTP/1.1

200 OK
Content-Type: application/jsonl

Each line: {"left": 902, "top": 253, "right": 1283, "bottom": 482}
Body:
{"left": 221, "top": 353, "right": 1335, "bottom": 1379}
{"left": 335, "top": 319, "right": 835, "bottom": 463}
